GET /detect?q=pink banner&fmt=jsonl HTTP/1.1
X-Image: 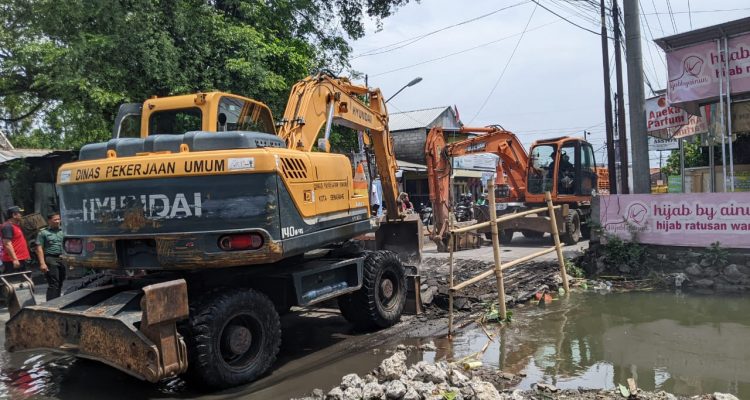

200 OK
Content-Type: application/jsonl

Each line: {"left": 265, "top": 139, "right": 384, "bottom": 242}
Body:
{"left": 667, "top": 33, "right": 750, "bottom": 105}
{"left": 599, "top": 193, "right": 750, "bottom": 248}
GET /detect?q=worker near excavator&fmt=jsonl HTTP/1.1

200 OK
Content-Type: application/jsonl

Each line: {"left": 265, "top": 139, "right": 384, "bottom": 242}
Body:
{"left": 35, "top": 212, "right": 66, "bottom": 300}
{"left": 398, "top": 192, "right": 414, "bottom": 214}
{"left": 1, "top": 206, "right": 31, "bottom": 273}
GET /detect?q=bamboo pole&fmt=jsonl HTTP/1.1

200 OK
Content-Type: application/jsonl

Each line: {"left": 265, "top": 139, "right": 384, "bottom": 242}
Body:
{"left": 450, "top": 246, "right": 556, "bottom": 292}
{"left": 487, "top": 182, "right": 507, "bottom": 321}
{"left": 450, "top": 205, "right": 561, "bottom": 234}
{"left": 545, "top": 191, "right": 569, "bottom": 293}
{"left": 448, "top": 213, "right": 455, "bottom": 338}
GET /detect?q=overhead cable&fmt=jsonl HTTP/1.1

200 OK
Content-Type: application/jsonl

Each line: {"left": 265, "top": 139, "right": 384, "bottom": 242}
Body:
{"left": 370, "top": 20, "right": 560, "bottom": 77}
{"left": 351, "top": 1, "right": 530, "bottom": 59}
{"left": 469, "top": 3, "right": 538, "bottom": 125}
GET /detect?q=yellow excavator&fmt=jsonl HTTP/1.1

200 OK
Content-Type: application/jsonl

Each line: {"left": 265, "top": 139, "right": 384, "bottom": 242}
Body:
{"left": 1, "top": 72, "right": 421, "bottom": 388}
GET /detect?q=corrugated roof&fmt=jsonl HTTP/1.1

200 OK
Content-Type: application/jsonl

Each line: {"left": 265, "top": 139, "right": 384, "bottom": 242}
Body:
{"left": 389, "top": 106, "right": 457, "bottom": 131}
{"left": 0, "top": 149, "right": 60, "bottom": 164}
{"left": 655, "top": 17, "right": 750, "bottom": 51}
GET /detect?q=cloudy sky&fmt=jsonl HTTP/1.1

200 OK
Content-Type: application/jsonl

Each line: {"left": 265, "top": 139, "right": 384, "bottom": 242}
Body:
{"left": 347, "top": 0, "right": 750, "bottom": 167}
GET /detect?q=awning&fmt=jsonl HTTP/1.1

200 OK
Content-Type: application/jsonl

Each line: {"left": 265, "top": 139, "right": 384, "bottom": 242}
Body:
{"left": 397, "top": 159, "right": 484, "bottom": 178}
{"left": 0, "top": 149, "right": 65, "bottom": 164}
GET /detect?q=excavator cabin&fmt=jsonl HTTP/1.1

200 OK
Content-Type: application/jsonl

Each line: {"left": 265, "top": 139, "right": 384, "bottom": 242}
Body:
{"left": 525, "top": 136, "right": 600, "bottom": 204}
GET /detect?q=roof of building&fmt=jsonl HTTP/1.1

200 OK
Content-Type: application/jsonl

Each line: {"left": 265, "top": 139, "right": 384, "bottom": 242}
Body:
{"left": 0, "top": 149, "right": 69, "bottom": 164}
{"left": 654, "top": 17, "right": 750, "bottom": 51}
{"left": 389, "top": 106, "right": 460, "bottom": 132}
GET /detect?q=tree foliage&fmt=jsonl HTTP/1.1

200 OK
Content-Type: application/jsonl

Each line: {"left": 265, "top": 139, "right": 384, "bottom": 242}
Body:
{"left": 0, "top": 0, "right": 412, "bottom": 148}
{"left": 662, "top": 140, "right": 703, "bottom": 176}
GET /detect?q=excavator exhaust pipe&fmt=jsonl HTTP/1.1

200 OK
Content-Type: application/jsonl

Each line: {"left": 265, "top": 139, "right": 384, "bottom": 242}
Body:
{"left": 376, "top": 214, "right": 423, "bottom": 265}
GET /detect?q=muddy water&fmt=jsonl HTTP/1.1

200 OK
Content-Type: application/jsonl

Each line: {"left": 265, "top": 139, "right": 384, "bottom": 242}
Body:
{"left": 0, "top": 307, "right": 435, "bottom": 399}
{"left": 441, "top": 291, "right": 750, "bottom": 398}
{"left": 1, "top": 291, "right": 749, "bottom": 399}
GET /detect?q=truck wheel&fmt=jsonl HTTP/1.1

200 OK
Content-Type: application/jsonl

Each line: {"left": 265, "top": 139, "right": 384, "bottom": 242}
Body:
{"left": 521, "top": 230, "right": 545, "bottom": 239}
{"left": 184, "top": 288, "right": 281, "bottom": 388}
{"left": 560, "top": 211, "right": 581, "bottom": 245}
{"left": 337, "top": 251, "right": 406, "bottom": 330}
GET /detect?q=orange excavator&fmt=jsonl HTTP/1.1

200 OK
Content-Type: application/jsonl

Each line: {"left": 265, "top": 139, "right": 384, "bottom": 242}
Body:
{"left": 425, "top": 126, "right": 604, "bottom": 251}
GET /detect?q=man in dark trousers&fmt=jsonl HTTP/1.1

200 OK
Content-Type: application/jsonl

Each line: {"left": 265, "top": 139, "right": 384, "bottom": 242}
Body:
{"left": 35, "top": 212, "right": 66, "bottom": 300}
{"left": 1, "top": 206, "right": 31, "bottom": 273}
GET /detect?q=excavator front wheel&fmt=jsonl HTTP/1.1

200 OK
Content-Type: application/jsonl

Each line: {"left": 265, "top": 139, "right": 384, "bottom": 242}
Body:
{"left": 338, "top": 250, "right": 406, "bottom": 330}
{"left": 184, "top": 288, "right": 281, "bottom": 388}
{"left": 560, "top": 211, "right": 582, "bottom": 245}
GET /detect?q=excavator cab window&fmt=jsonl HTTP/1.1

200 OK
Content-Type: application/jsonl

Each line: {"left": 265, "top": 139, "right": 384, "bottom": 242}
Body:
{"left": 149, "top": 108, "right": 203, "bottom": 135}
{"left": 218, "top": 96, "right": 275, "bottom": 134}
{"left": 558, "top": 143, "right": 577, "bottom": 195}
{"left": 528, "top": 144, "right": 556, "bottom": 194}
{"left": 580, "top": 142, "right": 598, "bottom": 194}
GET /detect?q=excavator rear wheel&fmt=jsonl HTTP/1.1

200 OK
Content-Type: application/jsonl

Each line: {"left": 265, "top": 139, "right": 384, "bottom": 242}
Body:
{"left": 484, "top": 229, "right": 514, "bottom": 245}
{"left": 183, "top": 288, "right": 281, "bottom": 388}
{"left": 520, "top": 230, "right": 545, "bottom": 239}
{"left": 560, "top": 211, "right": 581, "bottom": 245}
{"left": 337, "top": 251, "right": 406, "bottom": 331}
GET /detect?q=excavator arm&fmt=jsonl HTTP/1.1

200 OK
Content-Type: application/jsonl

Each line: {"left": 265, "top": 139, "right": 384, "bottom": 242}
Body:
{"left": 425, "top": 126, "right": 530, "bottom": 249}
{"left": 277, "top": 73, "right": 402, "bottom": 222}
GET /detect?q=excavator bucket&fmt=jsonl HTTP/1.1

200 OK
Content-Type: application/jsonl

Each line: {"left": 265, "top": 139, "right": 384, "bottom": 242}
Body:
{"left": 376, "top": 214, "right": 423, "bottom": 264}
{"left": 2, "top": 277, "right": 189, "bottom": 382}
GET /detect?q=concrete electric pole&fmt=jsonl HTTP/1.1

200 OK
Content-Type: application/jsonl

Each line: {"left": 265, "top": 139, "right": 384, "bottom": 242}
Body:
{"left": 624, "top": 0, "right": 651, "bottom": 193}
{"left": 612, "top": 0, "right": 629, "bottom": 194}
{"left": 600, "top": 0, "right": 617, "bottom": 194}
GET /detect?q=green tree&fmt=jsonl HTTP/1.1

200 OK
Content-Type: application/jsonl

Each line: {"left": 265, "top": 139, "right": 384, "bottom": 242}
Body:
{"left": 662, "top": 140, "right": 704, "bottom": 176}
{"left": 0, "top": 0, "right": 412, "bottom": 148}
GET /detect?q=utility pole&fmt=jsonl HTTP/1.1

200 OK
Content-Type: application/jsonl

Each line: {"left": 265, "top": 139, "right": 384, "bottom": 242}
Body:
{"left": 612, "top": 0, "right": 630, "bottom": 194}
{"left": 600, "top": 0, "right": 617, "bottom": 194}
{"left": 624, "top": 0, "right": 650, "bottom": 193}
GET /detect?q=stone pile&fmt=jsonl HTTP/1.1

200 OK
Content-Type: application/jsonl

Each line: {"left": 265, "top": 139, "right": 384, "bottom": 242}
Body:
{"left": 298, "top": 350, "right": 504, "bottom": 400}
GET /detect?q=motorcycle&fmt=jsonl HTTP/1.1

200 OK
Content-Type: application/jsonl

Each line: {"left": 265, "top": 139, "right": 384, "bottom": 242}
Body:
{"left": 454, "top": 194, "right": 474, "bottom": 222}
{"left": 418, "top": 203, "right": 433, "bottom": 226}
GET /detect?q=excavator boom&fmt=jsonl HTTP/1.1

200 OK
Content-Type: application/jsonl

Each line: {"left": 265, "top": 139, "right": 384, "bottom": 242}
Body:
{"left": 278, "top": 73, "right": 403, "bottom": 223}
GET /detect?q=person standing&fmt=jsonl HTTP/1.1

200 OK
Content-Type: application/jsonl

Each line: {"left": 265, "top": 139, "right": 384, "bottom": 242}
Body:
{"left": 36, "top": 212, "right": 66, "bottom": 301}
{"left": 1, "top": 206, "right": 31, "bottom": 273}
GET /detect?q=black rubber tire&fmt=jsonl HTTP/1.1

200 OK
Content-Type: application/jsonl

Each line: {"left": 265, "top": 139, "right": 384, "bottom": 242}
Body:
{"left": 521, "top": 230, "right": 545, "bottom": 239}
{"left": 183, "top": 288, "right": 281, "bottom": 389}
{"left": 337, "top": 250, "right": 406, "bottom": 331}
{"left": 581, "top": 224, "right": 591, "bottom": 240}
{"left": 485, "top": 229, "right": 513, "bottom": 244}
{"left": 63, "top": 272, "right": 114, "bottom": 295}
{"left": 560, "top": 211, "right": 581, "bottom": 245}
{"left": 499, "top": 229, "right": 514, "bottom": 245}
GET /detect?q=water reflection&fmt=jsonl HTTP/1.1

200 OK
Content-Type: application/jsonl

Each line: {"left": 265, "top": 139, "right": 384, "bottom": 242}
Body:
{"left": 450, "top": 291, "right": 750, "bottom": 397}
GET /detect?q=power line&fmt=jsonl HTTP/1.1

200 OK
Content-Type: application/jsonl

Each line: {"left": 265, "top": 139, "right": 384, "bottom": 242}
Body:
{"left": 530, "top": 0, "right": 607, "bottom": 37}
{"left": 665, "top": 0, "right": 678, "bottom": 33}
{"left": 687, "top": 0, "right": 693, "bottom": 29}
{"left": 370, "top": 20, "right": 560, "bottom": 77}
{"left": 351, "top": 1, "right": 530, "bottom": 59}
{"left": 469, "top": 3, "right": 538, "bottom": 125}
{"left": 650, "top": 0, "right": 666, "bottom": 35}
{"left": 642, "top": 7, "right": 750, "bottom": 15}
{"left": 548, "top": 0, "right": 601, "bottom": 29}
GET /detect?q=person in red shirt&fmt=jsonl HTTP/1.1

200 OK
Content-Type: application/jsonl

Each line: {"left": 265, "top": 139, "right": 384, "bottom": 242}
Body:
{"left": 1, "top": 206, "right": 31, "bottom": 272}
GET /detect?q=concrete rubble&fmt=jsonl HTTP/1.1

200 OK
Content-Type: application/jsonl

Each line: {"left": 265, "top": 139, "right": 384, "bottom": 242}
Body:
{"left": 294, "top": 349, "right": 741, "bottom": 400}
